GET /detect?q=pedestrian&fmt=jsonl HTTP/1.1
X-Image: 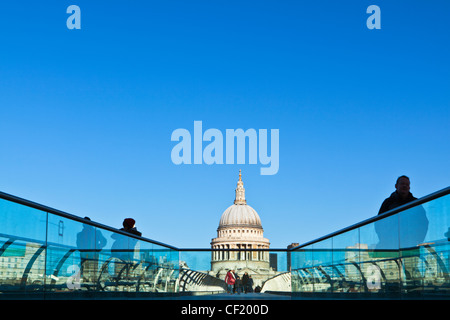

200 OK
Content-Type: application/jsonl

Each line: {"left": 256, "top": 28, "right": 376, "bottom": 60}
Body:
{"left": 378, "top": 175, "right": 417, "bottom": 214}
{"left": 225, "top": 269, "right": 235, "bottom": 294}
{"left": 375, "top": 176, "right": 429, "bottom": 265}
{"left": 248, "top": 275, "right": 254, "bottom": 293}
{"left": 235, "top": 275, "right": 243, "bottom": 294}
{"left": 242, "top": 272, "right": 250, "bottom": 293}
{"left": 121, "top": 218, "right": 142, "bottom": 237}
{"left": 111, "top": 218, "right": 142, "bottom": 279}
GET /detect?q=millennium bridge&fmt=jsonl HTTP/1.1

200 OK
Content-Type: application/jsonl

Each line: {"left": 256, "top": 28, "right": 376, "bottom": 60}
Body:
{"left": 0, "top": 186, "right": 449, "bottom": 300}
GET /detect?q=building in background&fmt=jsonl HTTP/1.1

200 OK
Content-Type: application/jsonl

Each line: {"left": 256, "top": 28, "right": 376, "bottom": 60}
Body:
{"left": 210, "top": 170, "right": 276, "bottom": 288}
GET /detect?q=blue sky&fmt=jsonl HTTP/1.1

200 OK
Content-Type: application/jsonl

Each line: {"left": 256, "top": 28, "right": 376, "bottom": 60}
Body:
{"left": 1, "top": 1, "right": 449, "bottom": 248}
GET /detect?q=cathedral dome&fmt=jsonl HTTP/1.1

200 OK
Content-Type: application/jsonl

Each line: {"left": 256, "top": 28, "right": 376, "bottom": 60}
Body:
{"left": 218, "top": 170, "right": 263, "bottom": 229}
{"left": 219, "top": 203, "right": 262, "bottom": 229}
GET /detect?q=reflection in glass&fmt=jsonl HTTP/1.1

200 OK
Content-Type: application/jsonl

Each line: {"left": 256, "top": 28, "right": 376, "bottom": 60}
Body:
{"left": 0, "top": 199, "right": 47, "bottom": 294}
{"left": 333, "top": 229, "right": 361, "bottom": 293}
{"left": 291, "top": 193, "right": 450, "bottom": 298}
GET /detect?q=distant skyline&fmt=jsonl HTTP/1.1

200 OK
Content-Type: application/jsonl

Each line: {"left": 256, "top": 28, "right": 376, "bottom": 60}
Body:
{"left": 1, "top": 1, "right": 449, "bottom": 248}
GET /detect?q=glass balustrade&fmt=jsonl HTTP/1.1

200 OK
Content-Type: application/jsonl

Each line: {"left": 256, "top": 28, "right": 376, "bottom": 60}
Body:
{"left": 290, "top": 191, "right": 450, "bottom": 299}
{"left": 0, "top": 195, "right": 179, "bottom": 298}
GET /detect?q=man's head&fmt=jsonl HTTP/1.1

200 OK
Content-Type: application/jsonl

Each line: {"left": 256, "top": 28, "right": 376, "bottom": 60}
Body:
{"left": 395, "top": 175, "right": 411, "bottom": 198}
{"left": 123, "top": 218, "right": 136, "bottom": 229}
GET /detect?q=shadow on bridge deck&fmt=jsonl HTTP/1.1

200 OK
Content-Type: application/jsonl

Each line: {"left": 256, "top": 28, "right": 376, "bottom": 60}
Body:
{"left": 179, "top": 292, "right": 291, "bottom": 300}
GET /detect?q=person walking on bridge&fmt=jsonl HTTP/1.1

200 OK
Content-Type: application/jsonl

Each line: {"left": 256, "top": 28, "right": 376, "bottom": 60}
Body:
{"left": 225, "top": 269, "right": 235, "bottom": 294}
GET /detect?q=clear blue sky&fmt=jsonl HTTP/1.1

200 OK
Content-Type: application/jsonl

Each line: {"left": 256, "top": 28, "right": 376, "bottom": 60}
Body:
{"left": 1, "top": 1, "right": 449, "bottom": 248}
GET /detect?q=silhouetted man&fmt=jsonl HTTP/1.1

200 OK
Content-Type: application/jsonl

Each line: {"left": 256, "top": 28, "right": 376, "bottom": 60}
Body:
{"left": 376, "top": 175, "right": 429, "bottom": 249}
{"left": 378, "top": 175, "right": 417, "bottom": 215}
